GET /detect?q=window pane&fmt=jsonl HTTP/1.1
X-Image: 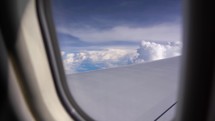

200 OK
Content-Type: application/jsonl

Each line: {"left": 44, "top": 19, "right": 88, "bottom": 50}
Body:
{"left": 51, "top": 0, "right": 182, "bottom": 120}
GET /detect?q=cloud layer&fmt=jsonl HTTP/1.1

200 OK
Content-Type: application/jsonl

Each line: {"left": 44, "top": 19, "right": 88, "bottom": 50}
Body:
{"left": 58, "top": 23, "right": 181, "bottom": 43}
{"left": 62, "top": 40, "right": 182, "bottom": 74}
{"left": 62, "top": 48, "right": 136, "bottom": 74}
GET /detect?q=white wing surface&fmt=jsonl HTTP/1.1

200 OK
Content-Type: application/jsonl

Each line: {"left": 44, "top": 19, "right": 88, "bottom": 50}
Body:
{"left": 67, "top": 57, "right": 181, "bottom": 121}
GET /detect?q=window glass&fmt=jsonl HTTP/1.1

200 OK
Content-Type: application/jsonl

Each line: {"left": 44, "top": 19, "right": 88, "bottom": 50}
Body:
{"left": 52, "top": 0, "right": 182, "bottom": 74}
{"left": 52, "top": 0, "right": 182, "bottom": 120}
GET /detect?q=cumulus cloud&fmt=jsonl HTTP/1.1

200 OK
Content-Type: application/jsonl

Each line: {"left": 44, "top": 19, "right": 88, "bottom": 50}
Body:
{"left": 58, "top": 23, "right": 181, "bottom": 42}
{"left": 62, "top": 40, "right": 182, "bottom": 74}
{"left": 134, "top": 40, "right": 182, "bottom": 62}
{"left": 62, "top": 48, "right": 137, "bottom": 74}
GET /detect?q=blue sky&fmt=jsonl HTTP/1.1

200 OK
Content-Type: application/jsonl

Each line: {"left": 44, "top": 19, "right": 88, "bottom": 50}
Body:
{"left": 52, "top": 0, "right": 182, "bottom": 48}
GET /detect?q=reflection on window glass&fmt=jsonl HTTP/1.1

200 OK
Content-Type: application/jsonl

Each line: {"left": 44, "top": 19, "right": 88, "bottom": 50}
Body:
{"left": 52, "top": 0, "right": 182, "bottom": 121}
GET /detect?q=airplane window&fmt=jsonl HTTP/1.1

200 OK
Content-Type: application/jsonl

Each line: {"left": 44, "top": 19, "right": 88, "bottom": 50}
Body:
{"left": 51, "top": 0, "right": 182, "bottom": 120}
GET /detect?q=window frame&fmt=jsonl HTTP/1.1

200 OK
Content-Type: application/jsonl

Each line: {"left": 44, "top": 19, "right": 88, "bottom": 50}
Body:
{"left": 36, "top": 0, "right": 94, "bottom": 120}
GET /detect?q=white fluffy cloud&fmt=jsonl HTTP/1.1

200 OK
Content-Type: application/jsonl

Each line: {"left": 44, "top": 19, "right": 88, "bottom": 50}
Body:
{"left": 58, "top": 23, "right": 181, "bottom": 42}
{"left": 134, "top": 41, "right": 181, "bottom": 62}
{"left": 62, "top": 40, "right": 182, "bottom": 74}
{"left": 62, "top": 48, "right": 137, "bottom": 74}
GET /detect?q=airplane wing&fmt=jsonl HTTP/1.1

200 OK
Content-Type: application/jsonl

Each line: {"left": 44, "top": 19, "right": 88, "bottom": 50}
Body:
{"left": 67, "top": 57, "right": 181, "bottom": 121}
